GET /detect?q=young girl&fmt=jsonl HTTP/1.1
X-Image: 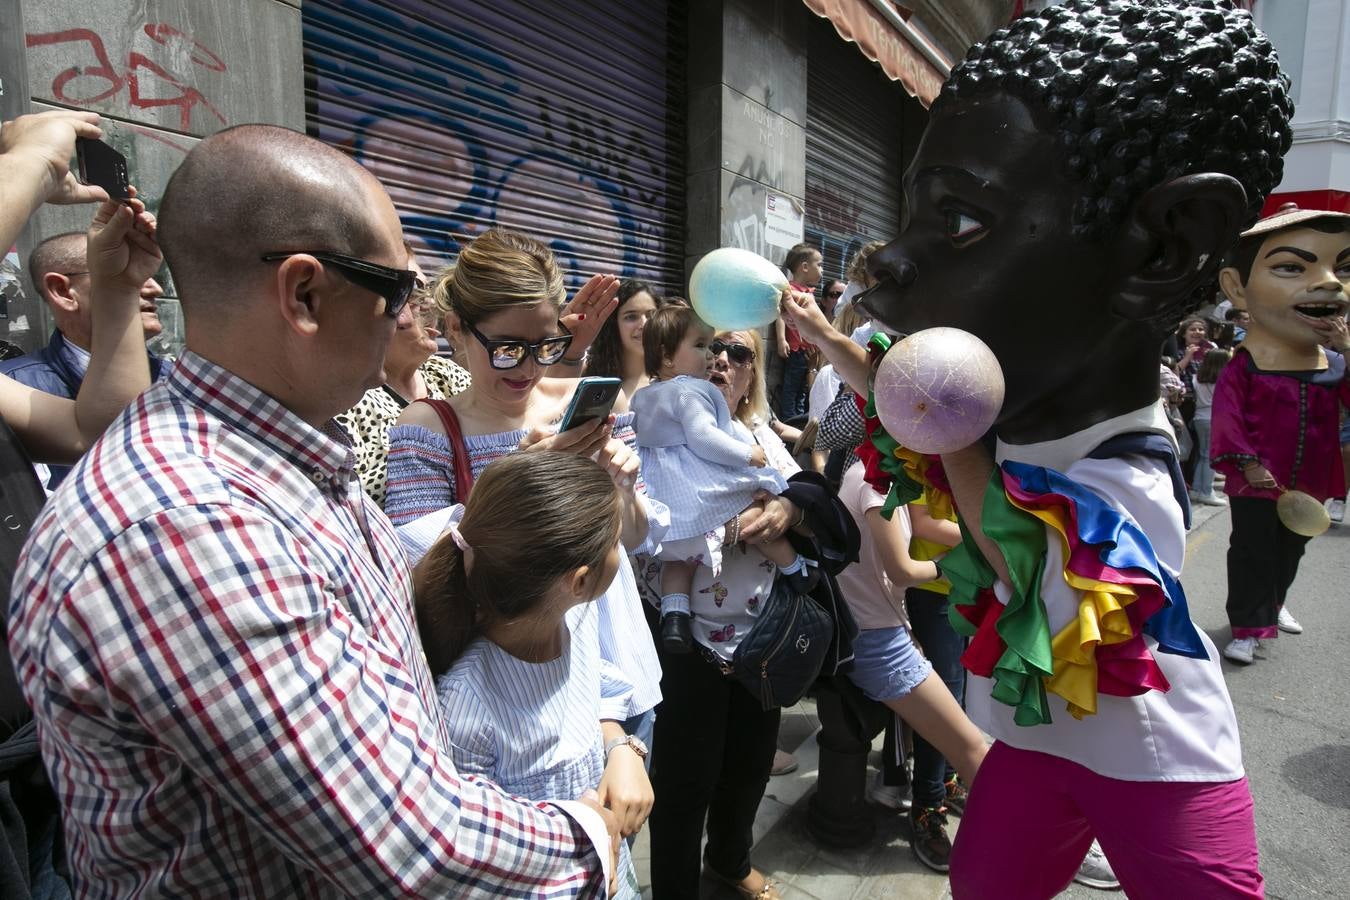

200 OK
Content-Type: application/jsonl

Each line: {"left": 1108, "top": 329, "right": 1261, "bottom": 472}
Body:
{"left": 834, "top": 460, "right": 988, "bottom": 873}
{"left": 1190, "top": 349, "right": 1231, "bottom": 507}
{"left": 631, "top": 306, "right": 810, "bottom": 654}
{"left": 414, "top": 452, "right": 652, "bottom": 899}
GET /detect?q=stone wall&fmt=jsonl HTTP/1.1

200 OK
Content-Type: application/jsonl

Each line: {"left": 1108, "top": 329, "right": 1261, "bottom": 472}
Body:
{"left": 4, "top": 0, "right": 304, "bottom": 354}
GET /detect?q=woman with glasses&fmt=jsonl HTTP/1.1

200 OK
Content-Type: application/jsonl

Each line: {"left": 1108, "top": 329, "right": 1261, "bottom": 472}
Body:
{"left": 383, "top": 228, "right": 664, "bottom": 833}
{"left": 336, "top": 246, "right": 471, "bottom": 506}
{"left": 584, "top": 279, "right": 661, "bottom": 410}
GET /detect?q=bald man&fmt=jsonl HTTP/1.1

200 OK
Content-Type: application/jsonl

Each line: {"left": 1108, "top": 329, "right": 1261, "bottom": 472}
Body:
{"left": 8, "top": 125, "right": 617, "bottom": 898}
{"left": 0, "top": 231, "right": 166, "bottom": 487}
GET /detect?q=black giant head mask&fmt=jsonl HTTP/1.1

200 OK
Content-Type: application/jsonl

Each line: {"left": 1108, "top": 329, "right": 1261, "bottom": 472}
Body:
{"left": 862, "top": 0, "right": 1294, "bottom": 442}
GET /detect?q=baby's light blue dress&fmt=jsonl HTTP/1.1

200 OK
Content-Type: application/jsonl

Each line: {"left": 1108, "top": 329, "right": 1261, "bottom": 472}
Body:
{"left": 631, "top": 376, "right": 788, "bottom": 541}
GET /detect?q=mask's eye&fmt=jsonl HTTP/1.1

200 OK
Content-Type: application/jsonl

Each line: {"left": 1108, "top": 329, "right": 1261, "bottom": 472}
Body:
{"left": 946, "top": 210, "right": 985, "bottom": 244}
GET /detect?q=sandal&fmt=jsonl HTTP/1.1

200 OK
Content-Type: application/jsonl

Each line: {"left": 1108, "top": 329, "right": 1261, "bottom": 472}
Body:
{"left": 704, "top": 865, "right": 783, "bottom": 900}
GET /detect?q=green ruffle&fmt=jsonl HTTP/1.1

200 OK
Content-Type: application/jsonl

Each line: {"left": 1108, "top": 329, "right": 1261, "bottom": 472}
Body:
{"left": 941, "top": 468, "right": 1056, "bottom": 725}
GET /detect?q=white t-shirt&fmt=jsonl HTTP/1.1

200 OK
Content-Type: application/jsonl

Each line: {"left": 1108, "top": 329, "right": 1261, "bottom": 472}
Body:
{"left": 835, "top": 462, "right": 911, "bottom": 631}
{"left": 809, "top": 365, "right": 843, "bottom": 422}
{"left": 968, "top": 402, "right": 1244, "bottom": 783}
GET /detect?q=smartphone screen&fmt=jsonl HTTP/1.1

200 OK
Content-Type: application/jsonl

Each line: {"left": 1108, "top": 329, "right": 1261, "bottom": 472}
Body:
{"left": 75, "top": 138, "right": 131, "bottom": 201}
{"left": 558, "top": 377, "right": 622, "bottom": 432}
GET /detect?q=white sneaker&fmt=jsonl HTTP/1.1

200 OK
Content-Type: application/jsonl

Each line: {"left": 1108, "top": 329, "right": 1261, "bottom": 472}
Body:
{"left": 1223, "top": 636, "right": 1257, "bottom": 664}
{"left": 1329, "top": 498, "right": 1346, "bottom": 524}
{"left": 1277, "top": 607, "right": 1303, "bottom": 634}
{"left": 867, "top": 771, "right": 912, "bottom": 811}
{"left": 1073, "top": 840, "right": 1121, "bottom": 890}
{"left": 1198, "top": 492, "right": 1228, "bottom": 506}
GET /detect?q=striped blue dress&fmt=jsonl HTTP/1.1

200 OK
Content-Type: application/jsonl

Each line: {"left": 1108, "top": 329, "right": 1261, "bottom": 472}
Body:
{"left": 436, "top": 604, "right": 641, "bottom": 898}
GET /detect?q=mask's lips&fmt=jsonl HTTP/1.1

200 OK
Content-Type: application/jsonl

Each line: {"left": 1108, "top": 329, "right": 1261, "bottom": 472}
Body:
{"left": 1293, "top": 301, "right": 1348, "bottom": 319}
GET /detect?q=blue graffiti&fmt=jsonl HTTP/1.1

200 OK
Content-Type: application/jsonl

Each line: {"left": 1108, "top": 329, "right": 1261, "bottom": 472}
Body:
{"left": 303, "top": 1, "right": 681, "bottom": 296}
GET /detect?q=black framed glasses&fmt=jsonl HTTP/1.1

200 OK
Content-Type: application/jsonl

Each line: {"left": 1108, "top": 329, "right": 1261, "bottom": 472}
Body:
{"left": 259, "top": 251, "right": 417, "bottom": 318}
{"left": 464, "top": 319, "right": 574, "bottom": 369}
{"left": 710, "top": 339, "right": 755, "bottom": 366}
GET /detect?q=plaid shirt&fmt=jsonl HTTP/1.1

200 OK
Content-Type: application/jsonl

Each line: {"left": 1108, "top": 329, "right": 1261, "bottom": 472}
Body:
{"left": 8, "top": 352, "right": 605, "bottom": 899}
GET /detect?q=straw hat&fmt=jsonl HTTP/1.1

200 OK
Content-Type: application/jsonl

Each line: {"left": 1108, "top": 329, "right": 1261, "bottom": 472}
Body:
{"left": 1241, "top": 202, "right": 1350, "bottom": 239}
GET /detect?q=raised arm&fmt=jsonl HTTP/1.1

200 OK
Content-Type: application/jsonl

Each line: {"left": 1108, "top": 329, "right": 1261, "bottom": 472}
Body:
{"left": 0, "top": 109, "right": 108, "bottom": 252}
{"left": 0, "top": 197, "right": 154, "bottom": 463}
{"left": 780, "top": 289, "right": 871, "bottom": 396}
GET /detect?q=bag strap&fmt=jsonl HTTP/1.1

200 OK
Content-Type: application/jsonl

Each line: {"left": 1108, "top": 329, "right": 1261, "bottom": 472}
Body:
{"left": 416, "top": 398, "right": 475, "bottom": 501}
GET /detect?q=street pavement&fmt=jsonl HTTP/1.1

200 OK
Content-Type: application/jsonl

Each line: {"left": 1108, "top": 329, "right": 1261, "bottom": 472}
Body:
{"left": 636, "top": 497, "right": 1350, "bottom": 898}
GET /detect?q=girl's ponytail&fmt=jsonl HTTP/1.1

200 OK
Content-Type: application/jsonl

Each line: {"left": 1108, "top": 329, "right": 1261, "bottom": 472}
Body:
{"left": 413, "top": 538, "right": 477, "bottom": 677}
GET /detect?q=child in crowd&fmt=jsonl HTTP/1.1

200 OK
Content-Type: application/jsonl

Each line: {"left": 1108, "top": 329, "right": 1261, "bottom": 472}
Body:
{"left": 631, "top": 306, "right": 807, "bottom": 654}
{"left": 413, "top": 452, "right": 651, "bottom": 898}
{"left": 834, "top": 460, "right": 987, "bottom": 872}
{"left": 1190, "top": 349, "right": 1231, "bottom": 507}
{"left": 1213, "top": 206, "right": 1350, "bottom": 663}
{"left": 775, "top": 243, "right": 822, "bottom": 418}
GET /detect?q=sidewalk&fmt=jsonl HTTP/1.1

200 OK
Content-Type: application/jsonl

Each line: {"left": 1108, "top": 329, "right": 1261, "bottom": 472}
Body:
{"left": 633, "top": 500, "right": 1232, "bottom": 898}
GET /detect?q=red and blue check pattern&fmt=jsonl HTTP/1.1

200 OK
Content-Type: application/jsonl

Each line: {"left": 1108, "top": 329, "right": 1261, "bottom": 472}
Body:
{"left": 8, "top": 352, "right": 605, "bottom": 898}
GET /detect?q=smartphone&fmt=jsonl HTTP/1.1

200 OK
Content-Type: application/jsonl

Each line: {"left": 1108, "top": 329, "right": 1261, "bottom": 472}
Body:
{"left": 558, "top": 377, "right": 622, "bottom": 433}
{"left": 75, "top": 138, "right": 131, "bottom": 201}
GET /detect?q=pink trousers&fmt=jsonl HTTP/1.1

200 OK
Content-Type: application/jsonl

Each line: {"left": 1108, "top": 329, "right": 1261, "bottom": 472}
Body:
{"left": 950, "top": 741, "right": 1264, "bottom": 900}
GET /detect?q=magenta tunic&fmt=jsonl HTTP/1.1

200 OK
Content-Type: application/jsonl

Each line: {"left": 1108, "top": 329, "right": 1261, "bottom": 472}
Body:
{"left": 1210, "top": 348, "right": 1350, "bottom": 502}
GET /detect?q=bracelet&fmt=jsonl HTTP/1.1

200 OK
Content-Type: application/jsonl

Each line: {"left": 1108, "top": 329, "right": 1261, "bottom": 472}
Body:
{"left": 725, "top": 513, "right": 741, "bottom": 547}
{"left": 792, "top": 505, "right": 806, "bottom": 529}
{"left": 557, "top": 350, "right": 587, "bottom": 367}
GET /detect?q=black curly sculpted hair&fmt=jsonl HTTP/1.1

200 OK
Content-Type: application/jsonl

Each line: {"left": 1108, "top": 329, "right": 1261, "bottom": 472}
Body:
{"left": 941, "top": 0, "right": 1294, "bottom": 242}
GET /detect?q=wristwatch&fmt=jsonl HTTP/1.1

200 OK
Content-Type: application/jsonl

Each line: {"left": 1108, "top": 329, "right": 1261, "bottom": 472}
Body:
{"left": 604, "top": 733, "right": 649, "bottom": 762}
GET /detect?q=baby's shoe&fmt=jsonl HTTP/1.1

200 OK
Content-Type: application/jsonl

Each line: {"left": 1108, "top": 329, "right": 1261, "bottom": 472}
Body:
{"left": 660, "top": 612, "right": 692, "bottom": 654}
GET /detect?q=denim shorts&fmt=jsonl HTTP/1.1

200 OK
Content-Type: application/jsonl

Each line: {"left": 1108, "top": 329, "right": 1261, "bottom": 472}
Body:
{"left": 847, "top": 625, "right": 933, "bottom": 703}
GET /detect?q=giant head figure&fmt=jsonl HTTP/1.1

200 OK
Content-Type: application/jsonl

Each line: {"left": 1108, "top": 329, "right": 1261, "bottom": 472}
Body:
{"left": 861, "top": 0, "right": 1293, "bottom": 443}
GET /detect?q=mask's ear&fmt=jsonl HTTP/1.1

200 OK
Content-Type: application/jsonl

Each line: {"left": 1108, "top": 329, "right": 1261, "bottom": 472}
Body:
{"left": 1110, "top": 174, "right": 1248, "bottom": 321}
{"left": 1217, "top": 267, "right": 1248, "bottom": 311}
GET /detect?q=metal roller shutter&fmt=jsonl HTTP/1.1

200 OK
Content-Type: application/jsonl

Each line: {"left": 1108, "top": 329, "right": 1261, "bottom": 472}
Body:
{"left": 303, "top": 0, "right": 686, "bottom": 295}
{"left": 805, "top": 14, "right": 919, "bottom": 283}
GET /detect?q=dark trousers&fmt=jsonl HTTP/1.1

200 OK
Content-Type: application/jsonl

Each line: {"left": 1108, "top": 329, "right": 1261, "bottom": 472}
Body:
{"left": 779, "top": 349, "right": 810, "bottom": 420}
{"left": 1226, "top": 496, "right": 1310, "bottom": 633}
{"left": 648, "top": 644, "right": 780, "bottom": 898}
{"left": 906, "top": 587, "right": 966, "bottom": 807}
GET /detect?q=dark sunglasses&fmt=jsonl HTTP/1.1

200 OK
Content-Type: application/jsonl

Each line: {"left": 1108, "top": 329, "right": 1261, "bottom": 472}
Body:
{"left": 464, "top": 319, "right": 574, "bottom": 369}
{"left": 260, "top": 251, "right": 417, "bottom": 318}
{"left": 825, "top": 289, "right": 845, "bottom": 299}
{"left": 710, "top": 339, "right": 755, "bottom": 365}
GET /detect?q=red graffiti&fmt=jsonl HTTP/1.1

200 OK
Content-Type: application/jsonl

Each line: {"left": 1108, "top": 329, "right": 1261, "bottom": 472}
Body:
{"left": 26, "top": 25, "right": 227, "bottom": 132}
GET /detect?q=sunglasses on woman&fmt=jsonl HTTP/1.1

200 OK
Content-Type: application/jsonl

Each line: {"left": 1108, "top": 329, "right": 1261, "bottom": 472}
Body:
{"left": 260, "top": 251, "right": 417, "bottom": 318}
{"left": 464, "top": 320, "right": 574, "bottom": 369}
{"left": 710, "top": 339, "right": 755, "bottom": 366}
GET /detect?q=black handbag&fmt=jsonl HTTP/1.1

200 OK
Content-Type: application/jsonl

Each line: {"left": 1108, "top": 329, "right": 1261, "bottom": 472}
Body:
{"left": 731, "top": 575, "right": 834, "bottom": 711}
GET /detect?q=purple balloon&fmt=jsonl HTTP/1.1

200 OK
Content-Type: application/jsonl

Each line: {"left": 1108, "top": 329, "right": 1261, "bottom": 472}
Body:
{"left": 873, "top": 328, "right": 1005, "bottom": 455}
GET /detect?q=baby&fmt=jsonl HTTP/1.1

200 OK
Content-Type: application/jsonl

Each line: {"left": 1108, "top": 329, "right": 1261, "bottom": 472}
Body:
{"left": 631, "top": 306, "right": 814, "bottom": 653}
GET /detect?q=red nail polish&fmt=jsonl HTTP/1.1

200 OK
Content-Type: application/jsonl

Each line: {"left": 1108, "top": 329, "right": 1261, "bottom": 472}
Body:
{"left": 577, "top": 314, "right": 586, "bottom": 321}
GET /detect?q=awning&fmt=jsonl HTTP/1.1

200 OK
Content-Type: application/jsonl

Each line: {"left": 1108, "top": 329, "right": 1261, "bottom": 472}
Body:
{"left": 801, "top": 0, "right": 950, "bottom": 106}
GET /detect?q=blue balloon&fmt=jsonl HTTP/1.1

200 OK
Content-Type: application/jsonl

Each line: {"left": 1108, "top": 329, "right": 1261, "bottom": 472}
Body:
{"left": 689, "top": 248, "right": 788, "bottom": 331}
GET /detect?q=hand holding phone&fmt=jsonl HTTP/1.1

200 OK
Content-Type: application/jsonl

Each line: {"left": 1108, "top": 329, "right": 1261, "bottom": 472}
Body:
{"left": 558, "top": 377, "right": 623, "bottom": 433}
{"left": 75, "top": 138, "right": 131, "bottom": 202}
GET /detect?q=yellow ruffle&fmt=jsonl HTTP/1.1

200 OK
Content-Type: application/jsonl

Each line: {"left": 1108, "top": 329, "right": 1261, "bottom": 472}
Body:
{"left": 1007, "top": 496, "right": 1140, "bottom": 720}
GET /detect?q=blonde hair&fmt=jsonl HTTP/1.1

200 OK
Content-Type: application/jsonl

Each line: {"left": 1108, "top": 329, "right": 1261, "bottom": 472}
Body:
{"left": 413, "top": 452, "right": 621, "bottom": 676}
{"left": 832, "top": 300, "right": 865, "bottom": 337}
{"left": 716, "top": 329, "right": 769, "bottom": 426}
{"left": 846, "top": 240, "right": 886, "bottom": 284}
{"left": 433, "top": 228, "right": 566, "bottom": 323}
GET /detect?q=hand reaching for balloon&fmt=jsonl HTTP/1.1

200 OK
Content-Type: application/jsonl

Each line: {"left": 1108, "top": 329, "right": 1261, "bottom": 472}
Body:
{"left": 780, "top": 288, "right": 831, "bottom": 346}
{"left": 560, "top": 274, "right": 621, "bottom": 360}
